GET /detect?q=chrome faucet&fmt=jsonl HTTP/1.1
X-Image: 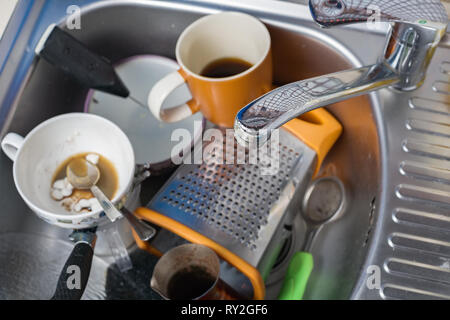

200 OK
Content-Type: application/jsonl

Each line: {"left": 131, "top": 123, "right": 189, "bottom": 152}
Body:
{"left": 234, "top": 0, "right": 448, "bottom": 146}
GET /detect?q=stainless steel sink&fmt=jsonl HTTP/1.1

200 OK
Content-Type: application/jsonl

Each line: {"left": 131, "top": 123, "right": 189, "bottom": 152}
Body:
{"left": 0, "top": 0, "right": 449, "bottom": 300}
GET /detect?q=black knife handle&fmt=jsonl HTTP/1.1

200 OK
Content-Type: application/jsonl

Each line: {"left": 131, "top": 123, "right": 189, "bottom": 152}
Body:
{"left": 51, "top": 242, "right": 94, "bottom": 300}
{"left": 39, "top": 26, "right": 129, "bottom": 97}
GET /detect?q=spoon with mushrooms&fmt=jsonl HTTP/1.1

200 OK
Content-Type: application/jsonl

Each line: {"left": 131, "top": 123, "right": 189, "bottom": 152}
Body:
{"left": 66, "top": 158, "right": 156, "bottom": 241}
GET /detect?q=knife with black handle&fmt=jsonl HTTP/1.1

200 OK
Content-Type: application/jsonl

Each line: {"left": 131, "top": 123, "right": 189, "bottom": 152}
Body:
{"left": 36, "top": 25, "right": 130, "bottom": 98}
{"left": 51, "top": 229, "right": 97, "bottom": 300}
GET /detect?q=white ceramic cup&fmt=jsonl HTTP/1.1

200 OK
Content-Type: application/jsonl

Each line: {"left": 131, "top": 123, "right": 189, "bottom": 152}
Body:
{"left": 1, "top": 113, "right": 135, "bottom": 229}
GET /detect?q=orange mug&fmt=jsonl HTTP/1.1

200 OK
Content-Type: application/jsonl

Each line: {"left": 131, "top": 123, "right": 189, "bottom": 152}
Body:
{"left": 148, "top": 12, "right": 272, "bottom": 128}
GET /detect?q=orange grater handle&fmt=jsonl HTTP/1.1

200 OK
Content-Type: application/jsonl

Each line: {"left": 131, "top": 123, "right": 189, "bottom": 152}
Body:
{"left": 134, "top": 207, "right": 265, "bottom": 300}
{"left": 282, "top": 108, "right": 342, "bottom": 176}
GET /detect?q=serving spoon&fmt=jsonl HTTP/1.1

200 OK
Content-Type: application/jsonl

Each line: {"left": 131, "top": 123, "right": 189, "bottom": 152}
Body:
{"left": 66, "top": 158, "right": 156, "bottom": 241}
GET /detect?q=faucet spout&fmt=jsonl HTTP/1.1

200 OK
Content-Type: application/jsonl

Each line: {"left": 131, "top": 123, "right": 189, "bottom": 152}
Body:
{"left": 234, "top": 62, "right": 398, "bottom": 147}
{"left": 234, "top": 0, "right": 447, "bottom": 147}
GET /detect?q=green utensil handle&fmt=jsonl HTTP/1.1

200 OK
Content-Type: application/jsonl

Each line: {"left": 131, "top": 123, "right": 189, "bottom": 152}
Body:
{"left": 278, "top": 252, "right": 314, "bottom": 300}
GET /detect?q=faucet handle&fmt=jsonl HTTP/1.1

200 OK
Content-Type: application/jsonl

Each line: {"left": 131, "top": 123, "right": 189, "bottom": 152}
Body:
{"left": 309, "top": 0, "right": 448, "bottom": 29}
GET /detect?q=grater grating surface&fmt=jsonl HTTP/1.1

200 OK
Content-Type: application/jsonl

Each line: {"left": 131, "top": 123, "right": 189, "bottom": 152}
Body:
{"left": 149, "top": 127, "right": 316, "bottom": 267}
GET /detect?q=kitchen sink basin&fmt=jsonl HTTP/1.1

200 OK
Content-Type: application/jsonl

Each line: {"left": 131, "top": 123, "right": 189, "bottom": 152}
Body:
{"left": 0, "top": 0, "right": 448, "bottom": 300}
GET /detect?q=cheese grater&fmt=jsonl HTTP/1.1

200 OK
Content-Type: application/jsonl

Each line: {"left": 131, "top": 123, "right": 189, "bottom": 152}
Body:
{"left": 136, "top": 108, "right": 342, "bottom": 298}
{"left": 148, "top": 126, "right": 317, "bottom": 280}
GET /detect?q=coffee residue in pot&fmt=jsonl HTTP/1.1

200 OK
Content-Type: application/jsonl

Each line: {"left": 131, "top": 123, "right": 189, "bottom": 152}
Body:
{"left": 167, "top": 266, "right": 216, "bottom": 300}
{"left": 50, "top": 152, "right": 119, "bottom": 213}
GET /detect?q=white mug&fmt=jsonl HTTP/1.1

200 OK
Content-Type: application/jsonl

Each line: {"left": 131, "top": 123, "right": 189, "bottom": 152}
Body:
{"left": 1, "top": 113, "right": 135, "bottom": 229}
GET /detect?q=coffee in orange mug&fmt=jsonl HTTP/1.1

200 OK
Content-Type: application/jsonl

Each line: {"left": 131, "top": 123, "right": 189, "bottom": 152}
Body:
{"left": 148, "top": 12, "right": 272, "bottom": 128}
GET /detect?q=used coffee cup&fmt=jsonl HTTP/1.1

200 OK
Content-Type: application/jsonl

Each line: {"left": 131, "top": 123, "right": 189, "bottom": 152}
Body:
{"left": 1, "top": 113, "right": 135, "bottom": 229}
{"left": 148, "top": 11, "right": 272, "bottom": 128}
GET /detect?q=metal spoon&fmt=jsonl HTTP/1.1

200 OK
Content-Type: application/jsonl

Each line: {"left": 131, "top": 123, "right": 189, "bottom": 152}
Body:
{"left": 66, "top": 158, "right": 156, "bottom": 241}
{"left": 278, "top": 176, "right": 347, "bottom": 300}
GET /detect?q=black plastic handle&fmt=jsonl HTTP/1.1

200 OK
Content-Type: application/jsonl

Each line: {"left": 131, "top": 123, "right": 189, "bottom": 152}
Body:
{"left": 51, "top": 242, "right": 94, "bottom": 300}
{"left": 39, "top": 26, "right": 130, "bottom": 97}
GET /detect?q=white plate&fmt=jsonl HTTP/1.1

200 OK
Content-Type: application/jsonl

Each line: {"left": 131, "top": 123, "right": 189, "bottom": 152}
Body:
{"left": 85, "top": 55, "right": 204, "bottom": 168}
